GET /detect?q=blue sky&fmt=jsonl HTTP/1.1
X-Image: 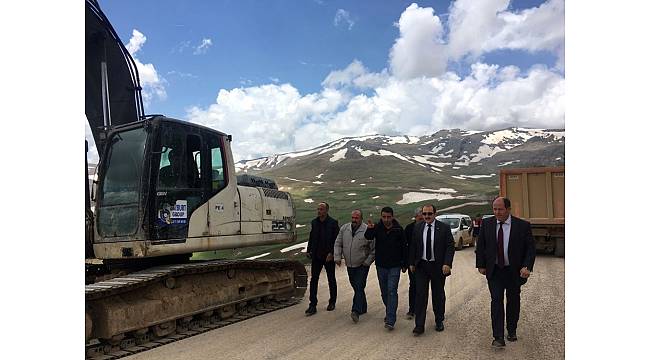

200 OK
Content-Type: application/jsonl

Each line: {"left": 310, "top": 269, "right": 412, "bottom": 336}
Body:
{"left": 88, "top": 0, "right": 565, "bottom": 161}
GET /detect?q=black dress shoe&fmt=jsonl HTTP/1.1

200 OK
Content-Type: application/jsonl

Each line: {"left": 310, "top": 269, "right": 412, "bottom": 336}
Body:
{"left": 326, "top": 303, "right": 336, "bottom": 311}
{"left": 305, "top": 306, "right": 317, "bottom": 316}
{"left": 435, "top": 322, "right": 444, "bottom": 332}
{"left": 351, "top": 311, "right": 359, "bottom": 323}
{"left": 507, "top": 333, "right": 518, "bottom": 342}
{"left": 412, "top": 327, "right": 424, "bottom": 336}
{"left": 492, "top": 338, "right": 506, "bottom": 348}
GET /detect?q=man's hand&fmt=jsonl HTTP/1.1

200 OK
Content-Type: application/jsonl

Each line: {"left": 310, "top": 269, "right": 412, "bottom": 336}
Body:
{"left": 326, "top": 253, "right": 333, "bottom": 262}
{"left": 366, "top": 219, "right": 375, "bottom": 229}
{"left": 335, "top": 260, "right": 341, "bottom": 267}
{"left": 409, "top": 265, "right": 415, "bottom": 273}
{"left": 478, "top": 267, "right": 486, "bottom": 275}
{"left": 520, "top": 267, "right": 531, "bottom": 278}
{"left": 442, "top": 265, "right": 451, "bottom": 276}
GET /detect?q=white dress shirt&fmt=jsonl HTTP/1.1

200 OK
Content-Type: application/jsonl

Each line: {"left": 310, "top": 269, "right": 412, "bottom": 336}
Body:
{"left": 421, "top": 220, "right": 435, "bottom": 261}
{"left": 496, "top": 215, "right": 512, "bottom": 266}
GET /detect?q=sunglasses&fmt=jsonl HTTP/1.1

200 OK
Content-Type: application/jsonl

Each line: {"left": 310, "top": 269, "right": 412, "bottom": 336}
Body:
{"left": 422, "top": 212, "right": 435, "bottom": 216}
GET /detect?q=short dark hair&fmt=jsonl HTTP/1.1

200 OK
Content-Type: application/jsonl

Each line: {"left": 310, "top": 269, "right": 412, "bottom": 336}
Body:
{"left": 352, "top": 209, "right": 363, "bottom": 218}
{"left": 422, "top": 204, "right": 437, "bottom": 213}
{"left": 318, "top": 202, "right": 330, "bottom": 211}
{"left": 380, "top": 206, "right": 394, "bottom": 215}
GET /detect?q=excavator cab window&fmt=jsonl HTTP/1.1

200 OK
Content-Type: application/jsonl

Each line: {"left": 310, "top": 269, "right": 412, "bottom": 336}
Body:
{"left": 96, "top": 126, "right": 148, "bottom": 237}
{"left": 210, "top": 143, "right": 226, "bottom": 193}
{"left": 152, "top": 123, "right": 210, "bottom": 240}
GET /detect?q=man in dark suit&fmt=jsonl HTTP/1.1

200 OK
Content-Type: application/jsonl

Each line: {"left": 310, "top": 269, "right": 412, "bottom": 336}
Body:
{"left": 476, "top": 197, "right": 536, "bottom": 348}
{"left": 305, "top": 202, "right": 340, "bottom": 316}
{"left": 408, "top": 204, "right": 455, "bottom": 336}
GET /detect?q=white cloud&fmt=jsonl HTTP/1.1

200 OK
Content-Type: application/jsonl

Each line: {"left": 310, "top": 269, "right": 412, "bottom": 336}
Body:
{"left": 334, "top": 9, "right": 355, "bottom": 30}
{"left": 125, "top": 29, "right": 146, "bottom": 54}
{"left": 447, "top": 0, "right": 565, "bottom": 64}
{"left": 194, "top": 38, "right": 213, "bottom": 55}
{"left": 125, "top": 29, "right": 167, "bottom": 106}
{"left": 389, "top": 4, "right": 447, "bottom": 79}
{"left": 185, "top": 1, "right": 564, "bottom": 161}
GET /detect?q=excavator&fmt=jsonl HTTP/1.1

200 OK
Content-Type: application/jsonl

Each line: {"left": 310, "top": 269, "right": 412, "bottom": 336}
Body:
{"left": 85, "top": 0, "right": 307, "bottom": 357}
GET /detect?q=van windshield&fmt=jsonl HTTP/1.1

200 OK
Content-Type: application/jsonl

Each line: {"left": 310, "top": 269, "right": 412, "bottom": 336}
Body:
{"left": 438, "top": 218, "right": 459, "bottom": 229}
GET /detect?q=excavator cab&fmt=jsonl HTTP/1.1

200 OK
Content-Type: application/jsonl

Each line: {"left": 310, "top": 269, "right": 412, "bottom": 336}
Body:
{"left": 94, "top": 117, "right": 231, "bottom": 245}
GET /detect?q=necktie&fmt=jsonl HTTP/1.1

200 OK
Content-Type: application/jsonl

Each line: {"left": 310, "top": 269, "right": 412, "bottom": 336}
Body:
{"left": 426, "top": 224, "right": 432, "bottom": 261}
{"left": 497, "top": 222, "right": 505, "bottom": 268}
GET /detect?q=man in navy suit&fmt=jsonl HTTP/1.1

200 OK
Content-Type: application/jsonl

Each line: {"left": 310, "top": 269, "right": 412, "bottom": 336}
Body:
{"left": 408, "top": 204, "right": 455, "bottom": 336}
{"left": 476, "top": 197, "right": 536, "bottom": 348}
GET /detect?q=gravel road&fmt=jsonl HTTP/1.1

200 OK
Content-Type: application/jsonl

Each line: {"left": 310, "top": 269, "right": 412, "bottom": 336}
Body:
{"left": 128, "top": 248, "right": 565, "bottom": 360}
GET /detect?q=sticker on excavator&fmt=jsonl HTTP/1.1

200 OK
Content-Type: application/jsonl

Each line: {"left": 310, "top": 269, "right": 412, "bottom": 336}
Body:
{"left": 157, "top": 200, "right": 187, "bottom": 225}
{"left": 171, "top": 200, "right": 188, "bottom": 224}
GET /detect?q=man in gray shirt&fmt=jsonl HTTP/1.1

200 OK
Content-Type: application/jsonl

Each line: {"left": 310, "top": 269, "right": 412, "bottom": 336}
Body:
{"left": 334, "top": 209, "right": 375, "bottom": 323}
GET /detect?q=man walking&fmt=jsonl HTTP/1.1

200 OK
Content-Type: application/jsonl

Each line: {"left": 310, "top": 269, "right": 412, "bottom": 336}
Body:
{"left": 334, "top": 209, "right": 375, "bottom": 323}
{"left": 365, "top": 207, "right": 407, "bottom": 330}
{"left": 403, "top": 207, "right": 423, "bottom": 319}
{"left": 409, "top": 204, "right": 455, "bottom": 336}
{"left": 476, "top": 197, "right": 535, "bottom": 348}
{"left": 305, "top": 202, "right": 340, "bottom": 316}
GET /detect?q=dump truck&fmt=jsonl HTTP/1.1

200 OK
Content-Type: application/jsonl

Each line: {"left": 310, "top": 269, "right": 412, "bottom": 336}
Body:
{"left": 499, "top": 167, "right": 565, "bottom": 257}
{"left": 85, "top": 1, "right": 307, "bottom": 357}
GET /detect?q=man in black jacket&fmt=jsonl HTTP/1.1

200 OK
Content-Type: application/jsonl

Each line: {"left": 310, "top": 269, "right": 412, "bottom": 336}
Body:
{"left": 476, "top": 197, "right": 535, "bottom": 348}
{"left": 403, "top": 207, "right": 423, "bottom": 319}
{"left": 408, "top": 204, "right": 455, "bottom": 336}
{"left": 305, "top": 202, "right": 339, "bottom": 316}
{"left": 365, "top": 206, "right": 407, "bottom": 330}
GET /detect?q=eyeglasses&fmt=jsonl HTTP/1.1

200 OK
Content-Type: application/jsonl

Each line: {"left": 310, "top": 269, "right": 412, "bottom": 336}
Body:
{"left": 422, "top": 212, "right": 434, "bottom": 216}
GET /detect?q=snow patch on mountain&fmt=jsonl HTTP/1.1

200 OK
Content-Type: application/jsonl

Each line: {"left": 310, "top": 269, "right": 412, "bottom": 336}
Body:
{"left": 280, "top": 241, "right": 308, "bottom": 253}
{"left": 329, "top": 148, "right": 348, "bottom": 162}
{"left": 452, "top": 174, "right": 496, "bottom": 180}
{"left": 396, "top": 192, "right": 460, "bottom": 205}
{"left": 470, "top": 145, "right": 506, "bottom": 163}
{"left": 420, "top": 187, "right": 457, "bottom": 193}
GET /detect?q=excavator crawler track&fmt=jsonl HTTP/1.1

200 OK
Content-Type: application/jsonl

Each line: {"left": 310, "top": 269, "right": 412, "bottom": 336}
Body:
{"left": 85, "top": 259, "right": 307, "bottom": 359}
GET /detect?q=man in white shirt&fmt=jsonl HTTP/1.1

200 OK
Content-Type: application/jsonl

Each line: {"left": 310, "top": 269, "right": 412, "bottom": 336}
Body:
{"left": 476, "top": 197, "right": 536, "bottom": 348}
{"left": 408, "top": 204, "right": 455, "bottom": 336}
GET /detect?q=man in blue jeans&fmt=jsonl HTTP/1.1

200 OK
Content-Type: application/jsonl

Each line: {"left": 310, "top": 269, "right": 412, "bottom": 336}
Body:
{"left": 365, "top": 206, "right": 407, "bottom": 330}
{"left": 334, "top": 210, "right": 375, "bottom": 323}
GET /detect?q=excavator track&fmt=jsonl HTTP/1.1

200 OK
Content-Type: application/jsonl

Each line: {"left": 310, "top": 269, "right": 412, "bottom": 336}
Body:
{"left": 85, "top": 259, "right": 307, "bottom": 359}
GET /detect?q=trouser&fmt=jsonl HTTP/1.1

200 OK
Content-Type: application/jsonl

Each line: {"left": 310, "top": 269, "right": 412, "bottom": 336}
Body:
{"left": 414, "top": 260, "right": 446, "bottom": 329}
{"left": 346, "top": 265, "right": 370, "bottom": 314}
{"left": 376, "top": 266, "right": 401, "bottom": 326}
{"left": 487, "top": 266, "right": 522, "bottom": 339}
{"left": 407, "top": 268, "right": 416, "bottom": 314}
{"left": 309, "top": 257, "right": 337, "bottom": 307}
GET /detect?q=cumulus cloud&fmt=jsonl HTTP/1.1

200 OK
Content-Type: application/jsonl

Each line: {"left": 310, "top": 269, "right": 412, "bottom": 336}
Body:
{"left": 389, "top": 4, "right": 447, "bottom": 79}
{"left": 125, "top": 29, "right": 167, "bottom": 105}
{"left": 186, "top": 84, "right": 345, "bottom": 160}
{"left": 185, "top": 1, "right": 564, "bottom": 161}
{"left": 334, "top": 9, "right": 355, "bottom": 30}
{"left": 447, "top": 0, "right": 565, "bottom": 64}
{"left": 194, "top": 38, "right": 213, "bottom": 55}
{"left": 322, "top": 59, "right": 389, "bottom": 90}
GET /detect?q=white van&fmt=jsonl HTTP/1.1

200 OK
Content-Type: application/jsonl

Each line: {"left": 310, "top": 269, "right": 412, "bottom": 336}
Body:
{"left": 436, "top": 214, "right": 474, "bottom": 250}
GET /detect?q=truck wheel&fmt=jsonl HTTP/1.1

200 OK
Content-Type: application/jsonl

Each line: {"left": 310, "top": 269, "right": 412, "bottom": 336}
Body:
{"left": 456, "top": 238, "right": 463, "bottom": 250}
{"left": 554, "top": 238, "right": 565, "bottom": 257}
